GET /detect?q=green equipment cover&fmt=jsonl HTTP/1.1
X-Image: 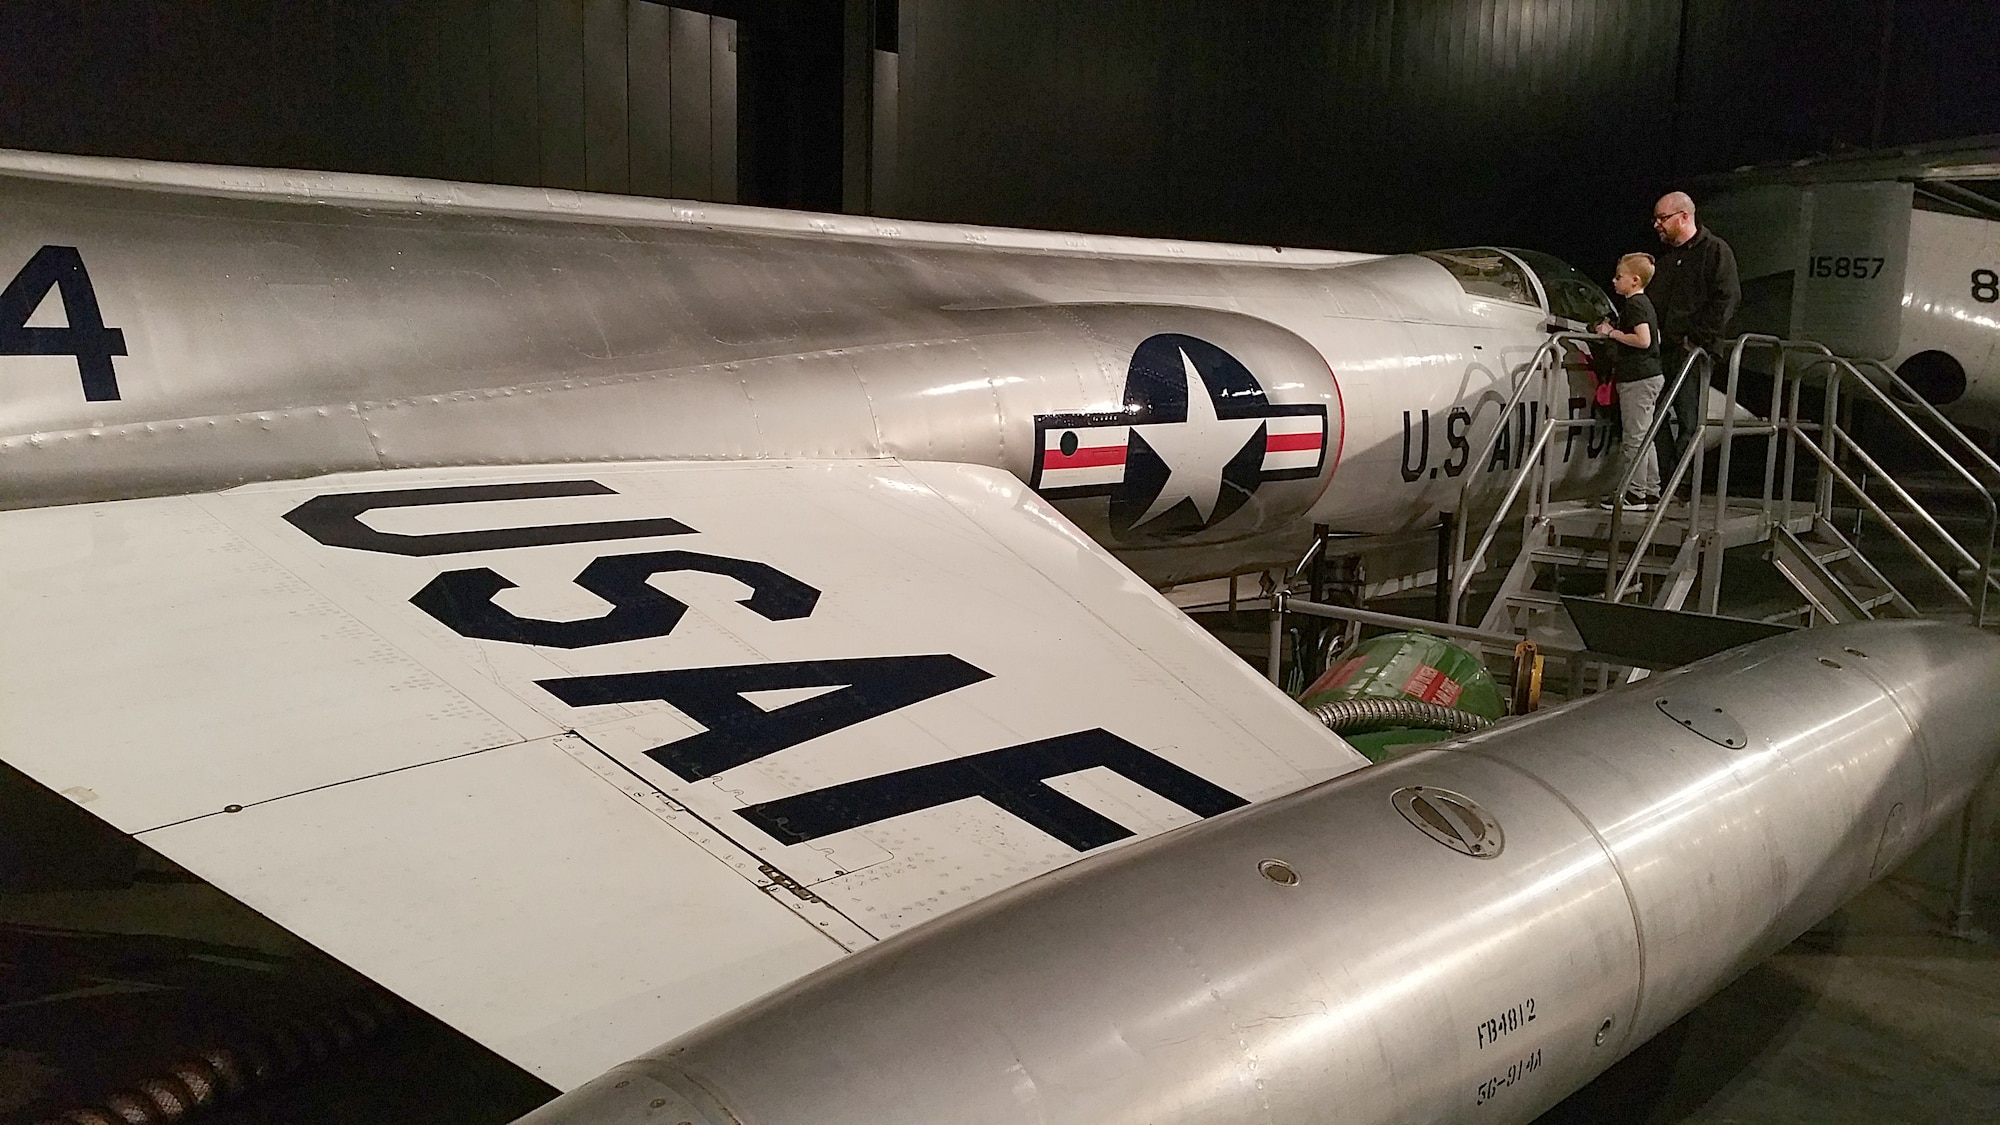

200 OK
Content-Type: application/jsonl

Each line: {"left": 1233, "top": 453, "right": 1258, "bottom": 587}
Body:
{"left": 1297, "top": 631, "right": 1503, "bottom": 760}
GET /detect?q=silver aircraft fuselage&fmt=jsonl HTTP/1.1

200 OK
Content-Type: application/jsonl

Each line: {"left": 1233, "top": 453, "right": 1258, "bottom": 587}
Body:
{"left": 522, "top": 620, "right": 2000, "bottom": 1125}
{"left": 0, "top": 151, "right": 1618, "bottom": 585}
{"left": 5, "top": 153, "right": 1999, "bottom": 1125}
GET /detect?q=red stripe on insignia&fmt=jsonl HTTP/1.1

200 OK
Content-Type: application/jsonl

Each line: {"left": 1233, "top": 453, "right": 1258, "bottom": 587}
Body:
{"left": 1264, "top": 432, "right": 1323, "bottom": 452}
{"left": 1044, "top": 445, "right": 1127, "bottom": 469}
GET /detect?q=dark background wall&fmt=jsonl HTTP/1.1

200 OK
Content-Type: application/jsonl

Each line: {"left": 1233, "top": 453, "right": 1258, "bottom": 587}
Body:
{"left": 2, "top": 0, "right": 1996, "bottom": 277}
{"left": 885, "top": 0, "right": 2000, "bottom": 274}
{"left": 0, "top": 1, "right": 744, "bottom": 203}
{"left": 896, "top": 0, "right": 1684, "bottom": 254}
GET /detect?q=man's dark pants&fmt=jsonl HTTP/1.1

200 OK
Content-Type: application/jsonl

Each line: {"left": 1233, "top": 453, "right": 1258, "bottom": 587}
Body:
{"left": 1654, "top": 344, "right": 1707, "bottom": 489}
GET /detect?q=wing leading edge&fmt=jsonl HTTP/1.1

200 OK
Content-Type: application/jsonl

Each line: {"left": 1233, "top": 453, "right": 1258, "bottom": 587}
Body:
{"left": 0, "top": 458, "right": 1363, "bottom": 1088}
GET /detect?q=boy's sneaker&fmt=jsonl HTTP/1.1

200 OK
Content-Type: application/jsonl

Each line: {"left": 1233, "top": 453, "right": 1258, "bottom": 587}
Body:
{"left": 1600, "top": 491, "right": 1657, "bottom": 511}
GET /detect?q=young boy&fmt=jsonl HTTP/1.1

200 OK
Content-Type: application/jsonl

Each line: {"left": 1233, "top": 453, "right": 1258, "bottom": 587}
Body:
{"left": 1594, "top": 253, "right": 1663, "bottom": 510}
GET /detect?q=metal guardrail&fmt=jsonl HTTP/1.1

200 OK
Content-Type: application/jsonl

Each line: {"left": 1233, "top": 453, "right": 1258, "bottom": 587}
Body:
{"left": 1272, "top": 330, "right": 2000, "bottom": 705}
{"left": 1445, "top": 331, "right": 1601, "bottom": 624}
{"left": 1436, "top": 327, "right": 2000, "bottom": 629}
{"left": 1267, "top": 593, "right": 1587, "bottom": 686}
{"left": 1803, "top": 350, "right": 1998, "bottom": 623}
{"left": 1602, "top": 346, "right": 1710, "bottom": 601}
{"left": 1602, "top": 334, "right": 1999, "bottom": 625}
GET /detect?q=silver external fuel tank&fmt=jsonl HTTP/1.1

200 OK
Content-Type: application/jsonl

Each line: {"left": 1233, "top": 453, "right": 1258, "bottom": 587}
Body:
{"left": 518, "top": 621, "right": 2000, "bottom": 1125}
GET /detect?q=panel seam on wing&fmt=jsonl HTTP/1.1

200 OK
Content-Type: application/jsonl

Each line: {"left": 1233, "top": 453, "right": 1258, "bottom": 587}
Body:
{"left": 130, "top": 735, "right": 547, "bottom": 837}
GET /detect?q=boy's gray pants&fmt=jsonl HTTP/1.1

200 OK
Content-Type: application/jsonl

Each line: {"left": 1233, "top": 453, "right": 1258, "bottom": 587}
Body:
{"left": 1617, "top": 374, "right": 1666, "bottom": 497}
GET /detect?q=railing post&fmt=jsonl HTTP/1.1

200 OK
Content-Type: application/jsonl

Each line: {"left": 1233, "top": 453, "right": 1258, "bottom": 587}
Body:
{"left": 1267, "top": 587, "right": 1286, "bottom": 687}
{"left": 1761, "top": 348, "right": 1785, "bottom": 523}
{"left": 1434, "top": 512, "right": 1454, "bottom": 622}
{"left": 1951, "top": 765, "right": 1997, "bottom": 940}
{"left": 1686, "top": 352, "right": 1707, "bottom": 534}
{"left": 1448, "top": 505, "right": 1470, "bottom": 626}
{"left": 1818, "top": 363, "right": 1842, "bottom": 523}
{"left": 1603, "top": 512, "right": 1621, "bottom": 601}
{"left": 1782, "top": 362, "right": 1804, "bottom": 525}
{"left": 1698, "top": 338, "right": 1756, "bottom": 614}
{"left": 1713, "top": 342, "right": 1744, "bottom": 523}
{"left": 1535, "top": 351, "right": 1555, "bottom": 520}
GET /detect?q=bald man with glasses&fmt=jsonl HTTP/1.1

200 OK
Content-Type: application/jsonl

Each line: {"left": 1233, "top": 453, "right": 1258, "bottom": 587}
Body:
{"left": 1649, "top": 191, "right": 1740, "bottom": 488}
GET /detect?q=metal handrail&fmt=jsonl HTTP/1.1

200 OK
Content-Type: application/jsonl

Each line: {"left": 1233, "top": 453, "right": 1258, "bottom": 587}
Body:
{"left": 1608, "top": 333, "right": 1995, "bottom": 620}
{"left": 1849, "top": 358, "right": 2000, "bottom": 487}
{"left": 1449, "top": 417, "right": 1598, "bottom": 622}
{"left": 1604, "top": 346, "right": 1708, "bottom": 500}
{"left": 1846, "top": 360, "right": 2000, "bottom": 524}
{"left": 1728, "top": 339, "right": 1998, "bottom": 625}
{"left": 1698, "top": 335, "right": 1791, "bottom": 611}
{"left": 1708, "top": 337, "right": 1769, "bottom": 541}
{"left": 1784, "top": 344, "right": 2000, "bottom": 506}
{"left": 1787, "top": 433, "right": 1973, "bottom": 610}
{"left": 1451, "top": 332, "right": 1580, "bottom": 519}
{"left": 1601, "top": 345, "right": 1709, "bottom": 598}
{"left": 1284, "top": 596, "right": 1586, "bottom": 655}
{"left": 1609, "top": 431, "right": 1707, "bottom": 601}
{"left": 1270, "top": 332, "right": 2000, "bottom": 693}
{"left": 1288, "top": 534, "right": 1327, "bottom": 587}
{"left": 1833, "top": 434, "right": 1975, "bottom": 597}
{"left": 1820, "top": 356, "right": 1998, "bottom": 622}
{"left": 1446, "top": 331, "right": 1597, "bottom": 622}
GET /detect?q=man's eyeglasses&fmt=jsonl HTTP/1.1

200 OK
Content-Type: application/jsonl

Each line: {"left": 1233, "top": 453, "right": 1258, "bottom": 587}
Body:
{"left": 1652, "top": 209, "right": 1688, "bottom": 225}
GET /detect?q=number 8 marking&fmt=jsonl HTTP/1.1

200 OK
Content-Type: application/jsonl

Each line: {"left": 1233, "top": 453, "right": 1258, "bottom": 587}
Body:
{"left": 1974, "top": 270, "right": 1999, "bottom": 304}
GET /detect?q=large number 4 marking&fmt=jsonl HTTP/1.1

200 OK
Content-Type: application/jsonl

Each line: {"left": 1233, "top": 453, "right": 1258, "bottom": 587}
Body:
{"left": 0, "top": 245, "right": 126, "bottom": 401}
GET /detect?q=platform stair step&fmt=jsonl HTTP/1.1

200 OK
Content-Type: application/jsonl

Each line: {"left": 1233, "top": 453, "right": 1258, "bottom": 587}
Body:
{"left": 1788, "top": 527, "right": 1856, "bottom": 566}
{"left": 1531, "top": 545, "right": 1676, "bottom": 575}
{"left": 1854, "top": 587, "right": 1899, "bottom": 611}
{"left": 1767, "top": 519, "right": 1918, "bottom": 624}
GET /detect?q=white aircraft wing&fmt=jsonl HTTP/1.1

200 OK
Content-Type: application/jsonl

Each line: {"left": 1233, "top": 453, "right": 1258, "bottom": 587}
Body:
{"left": 0, "top": 458, "right": 1363, "bottom": 1090}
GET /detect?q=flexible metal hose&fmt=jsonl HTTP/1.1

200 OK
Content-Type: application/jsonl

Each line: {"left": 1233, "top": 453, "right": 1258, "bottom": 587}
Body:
{"left": 33, "top": 990, "right": 401, "bottom": 1125}
{"left": 1308, "top": 696, "right": 1495, "bottom": 735}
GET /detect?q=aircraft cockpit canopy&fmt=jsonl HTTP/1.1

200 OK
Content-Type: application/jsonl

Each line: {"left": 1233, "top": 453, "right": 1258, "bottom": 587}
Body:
{"left": 1421, "top": 247, "right": 1617, "bottom": 329}
{"left": 1507, "top": 248, "right": 1618, "bottom": 328}
{"left": 1421, "top": 248, "right": 1538, "bottom": 307}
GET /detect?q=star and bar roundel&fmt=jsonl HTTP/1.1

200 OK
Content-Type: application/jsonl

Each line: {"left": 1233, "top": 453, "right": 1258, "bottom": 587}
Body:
{"left": 1030, "top": 333, "right": 1330, "bottom": 538}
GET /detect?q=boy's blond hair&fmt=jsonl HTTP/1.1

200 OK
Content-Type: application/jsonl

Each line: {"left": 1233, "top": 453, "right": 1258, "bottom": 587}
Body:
{"left": 1616, "top": 252, "right": 1655, "bottom": 286}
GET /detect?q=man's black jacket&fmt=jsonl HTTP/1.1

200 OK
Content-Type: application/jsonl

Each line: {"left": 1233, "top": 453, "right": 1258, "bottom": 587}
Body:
{"left": 1651, "top": 226, "right": 1740, "bottom": 352}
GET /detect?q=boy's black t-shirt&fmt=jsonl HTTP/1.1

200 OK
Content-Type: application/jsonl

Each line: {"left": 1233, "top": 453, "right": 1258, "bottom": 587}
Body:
{"left": 1612, "top": 291, "right": 1662, "bottom": 382}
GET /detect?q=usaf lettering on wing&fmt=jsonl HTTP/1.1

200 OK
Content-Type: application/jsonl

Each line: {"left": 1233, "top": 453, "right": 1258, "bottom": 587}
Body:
{"left": 284, "top": 481, "right": 1249, "bottom": 853}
